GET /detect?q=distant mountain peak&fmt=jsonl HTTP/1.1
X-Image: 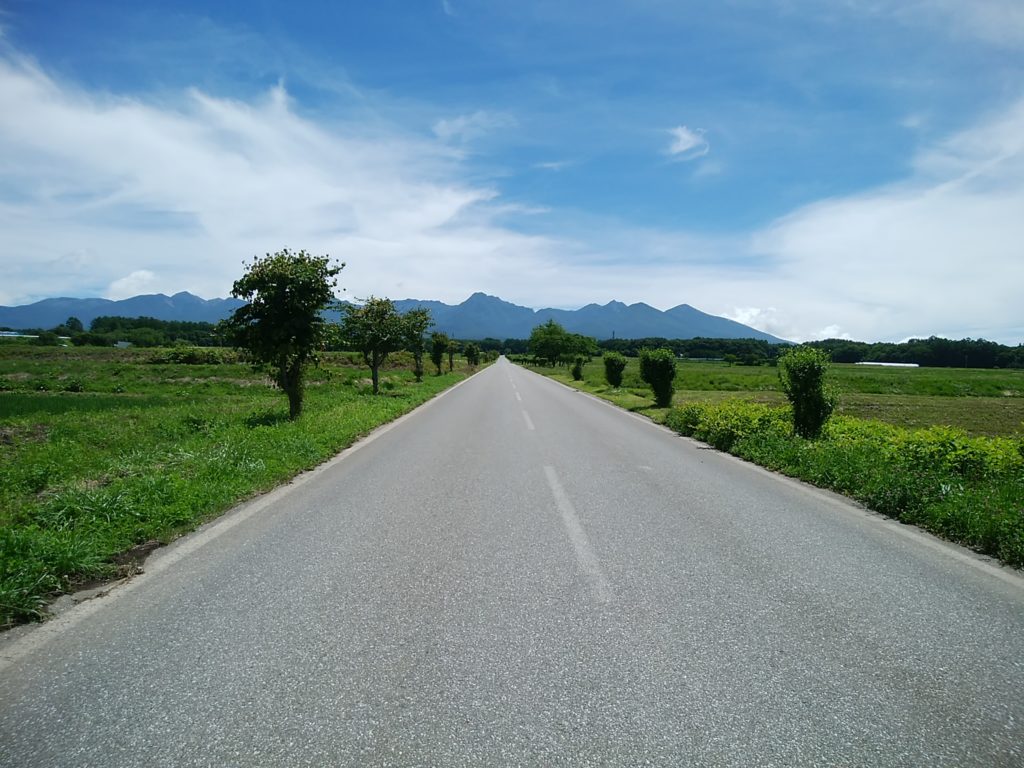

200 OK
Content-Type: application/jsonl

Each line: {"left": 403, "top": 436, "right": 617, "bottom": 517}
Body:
{"left": 0, "top": 291, "right": 787, "bottom": 343}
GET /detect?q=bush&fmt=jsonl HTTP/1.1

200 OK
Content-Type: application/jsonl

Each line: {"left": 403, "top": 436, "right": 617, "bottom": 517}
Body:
{"left": 571, "top": 355, "right": 585, "bottom": 381}
{"left": 638, "top": 348, "right": 677, "bottom": 407}
{"left": 662, "top": 400, "right": 1024, "bottom": 567}
{"left": 778, "top": 346, "right": 836, "bottom": 438}
{"left": 603, "top": 352, "right": 627, "bottom": 387}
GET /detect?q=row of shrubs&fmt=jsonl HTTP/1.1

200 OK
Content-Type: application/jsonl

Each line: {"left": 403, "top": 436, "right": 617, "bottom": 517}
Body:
{"left": 664, "top": 400, "right": 1024, "bottom": 566}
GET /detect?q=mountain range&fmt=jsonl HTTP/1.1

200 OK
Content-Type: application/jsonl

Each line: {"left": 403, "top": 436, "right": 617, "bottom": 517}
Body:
{"left": 0, "top": 291, "right": 787, "bottom": 343}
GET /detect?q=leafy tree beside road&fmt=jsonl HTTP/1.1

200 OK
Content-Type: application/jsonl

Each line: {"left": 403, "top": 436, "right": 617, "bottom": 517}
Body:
{"left": 403, "top": 308, "right": 432, "bottom": 382}
{"left": 638, "top": 347, "right": 677, "bottom": 407}
{"left": 778, "top": 346, "right": 837, "bottom": 438}
{"left": 221, "top": 248, "right": 343, "bottom": 419}
{"left": 339, "top": 297, "right": 410, "bottom": 395}
{"left": 431, "top": 332, "right": 450, "bottom": 375}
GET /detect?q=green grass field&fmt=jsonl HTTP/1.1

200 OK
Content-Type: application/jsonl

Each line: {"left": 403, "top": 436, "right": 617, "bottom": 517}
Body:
{"left": 529, "top": 357, "right": 1024, "bottom": 436}
{"left": 0, "top": 345, "right": 479, "bottom": 628}
{"left": 524, "top": 356, "right": 1024, "bottom": 568}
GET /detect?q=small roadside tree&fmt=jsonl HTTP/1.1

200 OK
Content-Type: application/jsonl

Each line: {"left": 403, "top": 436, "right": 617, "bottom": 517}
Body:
{"left": 603, "top": 352, "right": 627, "bottom": 387}
{"left": 403, "top": 308, "right": 432, "bottom": 382}
{"left": 222, "top": 248, "right": 342, "bottom": 419}
{"left": 571, "top": 355, "right": 585, "bottom": 381}
{"left": 447, "top": 339, "right": 460, "bottom": 372}
{"left": 638, "top": 347, "right": 677, "bottom": 407}
{"left": 430, "top": 332, "right": 449, "bottom": 375}
{"left": 778, "top": 346, "right": 836, "bottom": 438}
{"left": 339, "top": 297, "right": 407, "bottom": 395}
{"left": 464, "top": 342, "right": 481, "bottom": 367}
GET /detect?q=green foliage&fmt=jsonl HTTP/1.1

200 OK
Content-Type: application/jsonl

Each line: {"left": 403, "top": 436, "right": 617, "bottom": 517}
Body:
{"left": 638, "top": 347, "right": 677, "bottom": 407}
{"left": 778, "top": 346, "right": 837, "bottom": 438}
{"left": 339, "top": 297, "right": 408, "bottom": 395}
{"left": 528, "top": 320, "right": 597, "bottom": 366}
{"left": 220, "top": 248, "right": 343, "bottom": 419}
{"left": 430, "top": 332, "right": 449, "bottom": 375}
{"left": 447, "top": 338, "right": 459, "bottom": 372}
{"left": 403, "top": 308, "right": 432, "bottom": 382}
{"left": 663, "top": 402, "right": 1024, "bottom": 567}
{"left": 603, "top": 352, "right": 627, "bottom": 387}
{"left": 571, "top": 355, "right": 585, "bottom": 381}
{"left": 148, "top": 347, "right": 239, "bottom": 365}
{"left": 0, "top": 345, "right": 474, "bottom": 627}
{"left": 32, "top": 332, "right": 61, "bottom": 347}
{"left": 464, "top": 342, "right": 481, "bottom": 367}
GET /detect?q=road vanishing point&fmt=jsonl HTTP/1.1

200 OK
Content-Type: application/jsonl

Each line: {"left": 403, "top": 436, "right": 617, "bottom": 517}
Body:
{"left": 2, "top": 357, "right": 1022, "bottom": 767}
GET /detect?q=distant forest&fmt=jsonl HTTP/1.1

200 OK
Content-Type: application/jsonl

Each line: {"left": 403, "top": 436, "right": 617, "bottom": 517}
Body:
{"left": 7, "top": 315, "right": 1023, "bottom": 369}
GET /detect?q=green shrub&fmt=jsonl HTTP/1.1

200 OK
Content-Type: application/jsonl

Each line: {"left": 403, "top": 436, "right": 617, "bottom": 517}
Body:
{"left": 638, "top": 348, "right": 677, "bottom": 407}
{"left": 778, "top": 346, "right": 837, "bottom": 438}
{"left": 603, "top": 352, "right": 627, "bottom": 387}
{"left": 571, "top": 355, "right": 585, "bottom": 381}
{"left": 663, "top": 399, "right": 1024, "bottom": 567}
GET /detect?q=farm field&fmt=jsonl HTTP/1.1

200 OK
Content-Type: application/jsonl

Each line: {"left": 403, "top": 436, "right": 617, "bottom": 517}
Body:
{"left": 529, "top": 357, "right": 1024, "bottom": 437}
{"left": 523, "top": 356, "right": 1024, "bottom": 568}
{"left": 0, "top": 344, "right": 479, "bottom": 628}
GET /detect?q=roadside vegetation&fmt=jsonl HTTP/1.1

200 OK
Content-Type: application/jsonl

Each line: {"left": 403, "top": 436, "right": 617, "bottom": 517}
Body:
{"left": 520, "top": 352, "right": 1024, "bottom": 568}
{"left": 0, "top": 344, "right": 483, "bottom": 628}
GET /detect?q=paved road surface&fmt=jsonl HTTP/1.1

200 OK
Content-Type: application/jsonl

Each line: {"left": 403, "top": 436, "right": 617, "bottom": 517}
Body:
{"left": 2, "top": 358, "right": 1022, "bottom": 766}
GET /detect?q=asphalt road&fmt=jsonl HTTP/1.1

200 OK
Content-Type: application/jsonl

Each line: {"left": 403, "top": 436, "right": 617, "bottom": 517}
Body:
{"left": 2, "top": 357, "right": 1022, "bottom": 767}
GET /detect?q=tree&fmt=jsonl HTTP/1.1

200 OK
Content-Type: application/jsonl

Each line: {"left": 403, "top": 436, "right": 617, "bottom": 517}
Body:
{"left": 447, "top": 338, "right": 460, "bottom": 371}
{"left": 65, "top": 317, "right": 84, "bottom": 333}
{"left": 430, "top": 332, "right": 449, "bottom": 375}
{"left": 221, "top": 248, "right": 343, "bottom": 419}
{"left": 529, "top": 319, "right": 569, "bottom": 366}
{"left": 571, "top": 355, "right": 585, "bottom": 381}
{"left": 638, "top": 347, "right": 677, "bottom": 407}
{"left": 403, "top": 308, "right": 432, "bottom": 382}
{"left": 464, "top": 342, "right": 481, "bottom": 367}
{"left": 339, "top": 297, "right": 407, "bottom": 395}
{"left": 778, "top": 346, "right": 836, "bottom": 438}
{"left": 603, "top": 352, "right": 627, "bottom": 387}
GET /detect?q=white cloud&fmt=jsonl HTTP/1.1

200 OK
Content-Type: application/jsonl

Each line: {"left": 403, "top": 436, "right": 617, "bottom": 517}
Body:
{"left": 666, "top": 125, "right": 709, "bottom": 160}
{"left": 441, "top": 0, "right": 456, "bottom": 17}
{"left": 107, "top": 270, "right": 161, "bottom": 299}
{"left": 0, "top": 49, "right": 1021, "bottom": 344}
{"left": 432, "top": 110, "right": 514, "bottom": 143}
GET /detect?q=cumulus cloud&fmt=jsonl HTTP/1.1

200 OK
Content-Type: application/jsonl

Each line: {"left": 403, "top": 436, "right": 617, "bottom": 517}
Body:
{"left": 666, "top": 125, "right": 709, "bottom": 160}
{"left": 0, "top": 54, "right": 535, "bottom": 305}
{"left": 0, "top": 49, "right": 1021, "bottom": 344}
{"left": 107, "top": 270, "right": 161, "bottom": 299}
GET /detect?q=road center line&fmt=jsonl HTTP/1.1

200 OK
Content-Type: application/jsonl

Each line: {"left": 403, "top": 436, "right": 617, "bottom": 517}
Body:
{"left": 543, "top": 465, "right": 614, "bottom": 604}
{"left": 521, "top": 410, "right": 535, "bottom": 431}
{"left": 515, "top": 392, "right": 522, "bottom": 402}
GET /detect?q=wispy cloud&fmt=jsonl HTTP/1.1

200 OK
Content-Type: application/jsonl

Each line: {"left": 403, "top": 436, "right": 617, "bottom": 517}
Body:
{"left": 534, "top": 160, "right": 572, "bottom": 171}
{"left": 666, "top": 125, "right": 709, "bottom": 160}
{"left": 441, "top": 0, "right": 456, "bottom": 17}
{"left": 432, "top": 110, "right": 514, "bottom": 143}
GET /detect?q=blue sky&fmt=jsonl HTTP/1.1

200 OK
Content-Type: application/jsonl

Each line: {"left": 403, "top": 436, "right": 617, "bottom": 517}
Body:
{"left": 1, "top": 1, "right": 1022, "bottom": 342}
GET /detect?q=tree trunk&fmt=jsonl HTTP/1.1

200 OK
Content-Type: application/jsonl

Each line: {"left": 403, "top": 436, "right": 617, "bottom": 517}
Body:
{"left": 371, "top": 364, "right": 379, "bottom": 395}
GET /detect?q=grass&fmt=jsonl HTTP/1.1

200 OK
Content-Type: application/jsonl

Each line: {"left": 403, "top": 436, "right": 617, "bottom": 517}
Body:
{"left": 521, "top": 356, "right": 1024, "bottom": 568}
{"left": 526, "top": 358, "right": 1024, "bottom": 437}
{"left": 0, "top": 346, "right": 481, "bottom": 628}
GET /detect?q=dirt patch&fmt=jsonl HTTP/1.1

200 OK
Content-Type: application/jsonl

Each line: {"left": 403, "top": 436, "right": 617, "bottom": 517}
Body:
{"left": 112, "top": 539, "right": 163, "bottom": 576}
{"left": 0, "top": 423, "right": 50, "bottom": 446}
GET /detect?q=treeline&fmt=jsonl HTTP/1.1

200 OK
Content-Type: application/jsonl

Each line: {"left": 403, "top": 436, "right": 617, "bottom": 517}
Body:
{"left": 598, "top": 336, "right": 779, "bottom": 365}
{"left": 808, "top": 336, "right": 1024, "bottom": 369}
{"left": 16, "top": 313, "right": 1023, "bottom": 369}
{"left": 14, "top": 316, "right": 226, "bottom": 347}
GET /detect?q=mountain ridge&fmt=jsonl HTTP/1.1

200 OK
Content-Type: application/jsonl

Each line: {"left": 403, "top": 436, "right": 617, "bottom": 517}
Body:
{"left": 0, "top": 291, "right": 787, "bottom": 342}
